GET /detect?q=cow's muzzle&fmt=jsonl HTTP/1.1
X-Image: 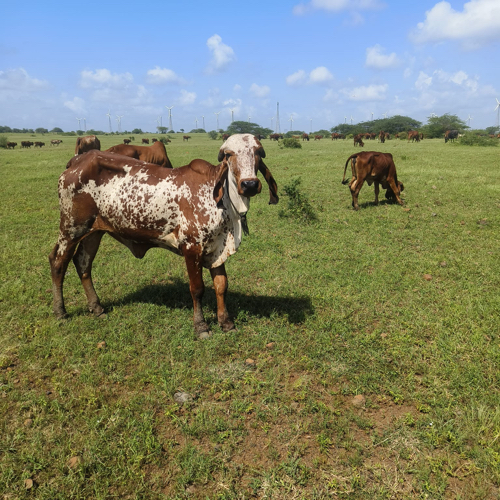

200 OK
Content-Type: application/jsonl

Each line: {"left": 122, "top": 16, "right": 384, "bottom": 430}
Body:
{"left": 239, "top": 179, "right": 262, "bottom": 197}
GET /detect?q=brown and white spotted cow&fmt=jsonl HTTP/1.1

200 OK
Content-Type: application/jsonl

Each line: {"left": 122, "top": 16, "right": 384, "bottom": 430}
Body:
{"left": 49, "top": 134, "right": 278, "bottom": 338}
{"left": 75, "top": 135, "right": 101, "bottom": 155}
{"left": 342, "top": 151, "right": 404, "bottom": 210}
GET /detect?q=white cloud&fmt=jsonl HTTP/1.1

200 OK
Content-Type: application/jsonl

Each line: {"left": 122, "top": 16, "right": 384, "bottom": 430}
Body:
{"left": 0, "top": 68, "right": 49, "bottom": 91}
{"left": 250, "top": 83, "right": 270, "bottom": 98}
{"left": 233, "top": 84, "right": 242, "bottom": 92}
{"left": 206, "top": 34, "right": 236, "bottom": 73}
{"left": 177, "top": 89, "right": 196, "bottom": 106}
{"left": 80, "top": 69, "right": 133, "bottom": 89}
{"left": 286, "top": 70, "right": 307, "bottom": 86}
{"left": 286, "top": 67, "right": 333, "bottom": 86}
{"left": 365, "top": 45, "right": 402, "bottom": 69}
{"left": 309, "top": 66, "right": 334, "bottom": 83}
{"left": 64, "top": 96, "right": 86, "bottom": 114}
{"left": 146, "top": 66, "right": 186, "bottom": 85}
{"left": 415, "top": 71, "right": 433, "bottom": 90}
{"left": 410, "top": 0, "right": 500, "bottom": 48}
{"left": 293, "top": 0, "right": 385, "bottom": 16}
{"left": 342, "top": 84, "right": 388, "bottom": 101}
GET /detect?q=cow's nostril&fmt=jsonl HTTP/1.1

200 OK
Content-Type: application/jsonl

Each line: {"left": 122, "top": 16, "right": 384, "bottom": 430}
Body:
{"left": 240, "top": 180, "right": 260, "bottom": 195}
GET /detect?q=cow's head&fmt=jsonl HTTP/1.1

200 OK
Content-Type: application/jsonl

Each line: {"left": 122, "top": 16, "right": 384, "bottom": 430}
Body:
{"left": 385, "top": 181, "right": 404, "bottom": 201}
{"left": 218, "top": 134, "right": 278, "bottom": 206}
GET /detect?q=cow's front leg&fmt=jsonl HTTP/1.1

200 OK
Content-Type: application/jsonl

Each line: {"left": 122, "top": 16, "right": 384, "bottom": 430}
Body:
{"left": 374, "top": 182, "right": 380, "bottom": 205}
{"left": 210, "top": 264, "right": 235, "bottom": 332}
{"left": 184, "top": 248, "right": 210, "bottom": 338}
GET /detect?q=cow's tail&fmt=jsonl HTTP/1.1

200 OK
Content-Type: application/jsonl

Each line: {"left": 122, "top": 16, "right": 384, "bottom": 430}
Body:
{"left": 342, "top": 155, "right": 357, "bottom": 185}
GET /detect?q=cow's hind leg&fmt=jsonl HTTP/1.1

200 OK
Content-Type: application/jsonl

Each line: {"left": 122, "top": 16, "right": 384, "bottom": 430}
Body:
{"left": 374, "top": 182, "right": 380, "bottom": 205}
{"left": 49, "top": 235, "right": 79, "bottom": 319}
{"left": 73, "top": 231, "right": 106, "bottom": 317}
{"left": 184, "top": 248, "right": 210, "bottom": 338}
{"left": 350, "top": 177, "right": 365, "bottom": 210}
{"left": 387, "top": 178, "right": 404, "bottom": 206}
{"left": 210, "top": 264, "right": 235, "bottom": 333}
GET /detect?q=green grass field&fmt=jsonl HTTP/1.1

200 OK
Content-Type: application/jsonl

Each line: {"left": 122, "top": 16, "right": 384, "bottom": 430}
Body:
{"left": 1, "top": 132, "right": 499, "bottom": 499}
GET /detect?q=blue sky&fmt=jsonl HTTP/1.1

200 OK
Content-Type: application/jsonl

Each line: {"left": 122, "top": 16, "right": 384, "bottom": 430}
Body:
{"left": 1, "top": 0, "right": 499, "bottom": 132}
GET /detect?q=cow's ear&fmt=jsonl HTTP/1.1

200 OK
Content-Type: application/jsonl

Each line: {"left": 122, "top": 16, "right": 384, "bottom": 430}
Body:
{"left": 218, "top": 148, "right": 225, "bottom": 162}
{"left": 257, "top": 147, "right": 266, "bottom": 159}
{"left": 258, "top": 160, "right": 279, "bottom": 205}
{"left": 213, "top": 160, "right": 228, "bottom": 207}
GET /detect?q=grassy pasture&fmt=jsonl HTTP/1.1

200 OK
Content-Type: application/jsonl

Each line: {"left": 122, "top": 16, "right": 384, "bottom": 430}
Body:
{"left": 1, "top": 133, "right": 499, "bottom": 499}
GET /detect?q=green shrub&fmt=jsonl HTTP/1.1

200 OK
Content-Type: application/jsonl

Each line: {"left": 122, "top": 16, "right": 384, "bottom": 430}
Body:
{"left": 459, "top": 133, "right": 499, "bottom": 147}
{"left": 0, "top": 135, "right": 8, "bottom": 148}
{"left": 207, "top": 130, "right": 218, "bottom": 140}
{"left": 398, "top": 132, "right": 408, "bottom": 140}
{"left": 281, "top": 138, "right": 302, "bottom": 149}
{"left": 278, "top": 177, "right": 317, "bottom": 222}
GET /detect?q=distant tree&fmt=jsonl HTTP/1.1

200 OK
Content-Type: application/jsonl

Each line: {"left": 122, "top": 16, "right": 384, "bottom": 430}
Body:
{"left": 157, "top": 126, "right": 168, "bottom": 134}
{"left": 180, "top": 128, "right": 185, "bottom": 133}
{"left": 0, "top": 126, "right": 12, "bottom": 133}
{"left": 190, "top": 128, "right": 206, "bottom": 133}
{"left": 132, "top": 128, "right": 143, "bottom": 134}
{"left": 50, "top": 127, "right": 63, "bottom": 134}
{"left": 86, "top": 129, "right": 105, "bottom": 135}
{"left": 285, "top": 130, "right": 306, "bottom": 138}
{"left": 421, "top": 113, "right": 466, "bottom": 139}
{"left": 485, "top": 126, "right": 499, "bottom": 135}
{"left": 76, "top": 129, "right": 85, "bottom": 136}
{"left": 168, "top": 130, "right": 175, "bottom": 134}
{"left": 35, "top": 127, "right": 49, "bottom": 134}
{"left": 208, "top": 130, "right": 218, "bottom": 140}
{"left": 226, "top": 121, "right": 272, "bottom": 138}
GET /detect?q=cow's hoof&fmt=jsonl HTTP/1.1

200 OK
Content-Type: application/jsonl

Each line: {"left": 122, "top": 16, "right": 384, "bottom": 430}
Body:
{"left": 221, "top": 321, "right": 236, "bottom": 333}
{"left": 198, "top": 331, "right": 212, "bottom": 340}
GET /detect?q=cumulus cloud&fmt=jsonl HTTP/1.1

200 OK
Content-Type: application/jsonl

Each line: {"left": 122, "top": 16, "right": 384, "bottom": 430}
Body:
{"left": 0, "top": 68, "right": 49, "bottom": 91}
{"left": 293, "top": 0, "right": 385, "bottom": 16}
{"left": 206, "top": 34, "right": 236, "bottom": 73}
{"left": 64, "top": 96, "right": 86, "bottom": 114}
{"left": 365, "top": 45, "right": 402, "bottom": 69}
{"left": 415, "top": 71, "right": 433, "bottom": 90}
{"left": 410, "top": 0, "right": 500, "bottom": 48}
{"left": 342, "top": 84, "right": 388, "bottom": 101}
{"left": 146, "top": 66, "right": 186, "bottom": 85}
{"left": 286, "top": 67, "right": 334, "bottom": 86}
{"left": 250, "top": 83, "right": 270, "bottom": 98}
{"left": 176, "top": 89, "right": 196, "bottom": 106}
{"left": 80, "top": 69, "right": 133, "bottom": 89}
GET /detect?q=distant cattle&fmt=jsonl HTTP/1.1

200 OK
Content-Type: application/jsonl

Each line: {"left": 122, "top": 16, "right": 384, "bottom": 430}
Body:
{"left": 142, "top": 138, "right": 150, "bottom": 144}
{"left": 342, "top": 151, "right": 404, "bottom": 210}
{"left": 314, "top": 135, "right": 323, "bottom": 140}
{"left": 75, "top": 135, "right": 101, "bottom": 155}
{"left": 106, "top": 140, "right": 173, "bottom": 169}
{"left": 222, "top": 134, "right": 230, "bottom": 141}
{"left": 34, "top": 142, "right": 45, "bottom": 148}
{"left": 123, "top": 139, "right": 131, "bottom": 145}
{"left": 407, "top": 130, "right": 420, "bottom": 143}
{"left": 183, "top": 135, "right": 191, "bottom": 142}
{"left": 51, "top": 140, "right": 62, "bottom": 146}
{"left": 152, "top": 138, "right": 158, "bottom": 143}
{"left": 331, "top": 133, "right": 340, "bottom": 140}
{"left": 353, "top": 134, "right": 365, "bottom": 147}
{"left": 7, "top": 142, "right": 17, "bottom": 149}
{"left": 445, "top": 130, "right": 459, "bottom": 143}
{"left": 302, "top": 133, "right": 309, "bottom": 141}
{"left": 269, "top": 133, "right": 282, "bottom": 141}
{"left": 21, "top": 141, "right": 34, "bottom": 148}
{"left": 292, "top": 135, "right": 301, "bottom": 140}
{"left": 49, "top": 134, "right": 278, "bottom": 337}
{"left": 378, "top": 131, "right": 385, "bottom": 144}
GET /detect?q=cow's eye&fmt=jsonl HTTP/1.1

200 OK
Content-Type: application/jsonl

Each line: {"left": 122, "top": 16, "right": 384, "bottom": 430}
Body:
{"left": 225, "top": 153, "right": 231, "bottom": 160}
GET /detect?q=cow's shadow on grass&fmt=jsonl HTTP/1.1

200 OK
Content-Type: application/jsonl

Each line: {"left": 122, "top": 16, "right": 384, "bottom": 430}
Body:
{"left": 107, "top": 277, "right": 313, "bottom": 325}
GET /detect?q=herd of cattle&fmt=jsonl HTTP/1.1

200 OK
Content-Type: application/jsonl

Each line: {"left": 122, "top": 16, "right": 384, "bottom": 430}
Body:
{"left": 44, "top": 132, "right": 409, "bottom": 336}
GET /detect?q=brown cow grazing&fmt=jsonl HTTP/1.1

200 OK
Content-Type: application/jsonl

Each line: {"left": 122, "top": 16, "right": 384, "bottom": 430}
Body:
{"left": 152, "top": 138, "right": 158, "bottom": 143}
{"left": 75, "top": 135, "right": 101, "bottom": 155}
{"left": 222, "top": 133, "right": 230, "bottom": 141}
{"left": 183, "top": 135, "right": 191, "bottom": 141}
{"left": 34, "top": 142, "right": 45, "bottom": 148}
{"left": 331, "top": 133, "right": 339, "bottom": 140}
{"left": 106, "top": 140, "right": 173, "bottom": 169}
{"left": 49, "top": 134, "right": 278, "bottom": 338}
{"left": 407, "top": 130, "right": 420, "bottom": 143}
{"left": 21, "top": 141, "right": 34, "bottom": 148}
{"left": 444, "top": 130, "right": 459, "bottom": 143}
{"left": 7, "top": 142, "right": 17, "bottom": 149}
{"left": 342, "top": 151, "right": 404, "bottom": 210}
{"left": 302, "top": 133, "right": 309, "bottom": 141}
{"left": 378, "top": 131, "right": 385, "bottom": 144}
{"left": 314, "top": 135, "right": 323, "bottom": 140}
{"left": 142, "top": 138, "right": 149, "bottom": 144}
{"left": 269, "top": 133, "right": 282, "bottom": 141}
{"left": 51, "top": 139, "right": 62, "bottom": 146}
{"left": 353, "top": 134, "right": 365, "bottom": 147}
{"left": 123, "top": 139, "right": 131, "bottom": 145}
